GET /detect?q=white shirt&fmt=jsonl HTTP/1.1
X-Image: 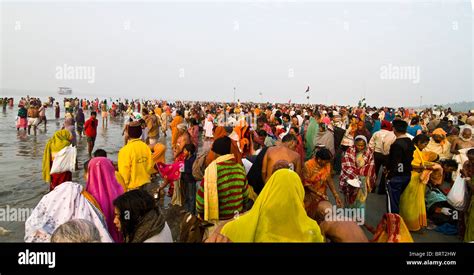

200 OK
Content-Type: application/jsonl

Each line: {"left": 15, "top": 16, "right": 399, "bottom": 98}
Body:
{"left": 297, "top": 115, "right": 304, "bottom": 127}
{"left": 204, "top": 120, "right": 214, "bottom": 138}
{"left": 368, "top": 129, "right": 396, "bottom": 155}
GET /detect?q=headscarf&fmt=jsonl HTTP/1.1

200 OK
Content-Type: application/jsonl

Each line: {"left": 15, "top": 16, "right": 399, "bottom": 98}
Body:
{"left": 381, "top": 120, "right": 392, "bottom": 131}
{"left": 25, "top": 182, "right": 113, "bottom": 243}
{"left": 354, "top": 135, "right": 367, "bottom": 144}
{"left": 177, "top": 123, "right": 187, "bottom": 132}
{"left": 42, "top": 129, "right": 72, "bottom": 183}
{"left": 213, "top": 126, "right": 228, "bottom": 140}
{"left": 152, "top": 143, "right": 166, "bottom": 164}
{"left": 432, "top": 128, "right": 447, "bottom": 145}
{"left": 372, "top": 213, "right": 413, "bottom": 243}
{"left": 220, "top": 169, "right": 324, "bottom": 242}
{"left": 305, "top": 117, "right": 319, "bottom": 160}
{"left": 86, "top": 157, "right": 124, "bottom": 242}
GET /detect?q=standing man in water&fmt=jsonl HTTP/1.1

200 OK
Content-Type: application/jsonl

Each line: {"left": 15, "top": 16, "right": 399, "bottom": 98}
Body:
{"left": 101, "top": 100, "right": 109, "bottom": 129}
{"left": 84, "top": 111, "right": 98, "bottom": 158}
{"left": 37, "top": 102, "right": 48, "bottom": 132}
{"left": 27, "top": 101, "right": 40, "bottom": 136}
{"left": 54, "top": 102, "right": 60, "bottom": 119}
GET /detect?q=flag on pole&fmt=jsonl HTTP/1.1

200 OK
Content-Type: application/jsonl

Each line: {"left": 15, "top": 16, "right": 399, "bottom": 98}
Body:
{"left": 288, "top": 99, "right": 292, "bottom": 104}
{"left": 305, "top": 86, "right": 310, "bottom": 93}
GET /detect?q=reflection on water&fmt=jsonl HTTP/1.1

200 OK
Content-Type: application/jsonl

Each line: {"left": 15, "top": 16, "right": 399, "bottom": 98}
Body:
{"left": 16, "top": 142, "right": 31, "bottom": 158}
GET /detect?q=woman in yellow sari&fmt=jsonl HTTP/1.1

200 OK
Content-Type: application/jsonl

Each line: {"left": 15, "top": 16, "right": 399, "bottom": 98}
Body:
{"left": 216, "top": 169, "right": 324, "bottom": 242}
{"left": 400, "top": 134, "right": 437, "bottom": 232}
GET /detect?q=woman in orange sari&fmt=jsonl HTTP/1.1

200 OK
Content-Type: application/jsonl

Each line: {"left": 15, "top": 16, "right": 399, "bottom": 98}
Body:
{"left": 206, "top": 126, "right": 242, "bottom": 166}
{"left": 303, "top": 148, "right": 343, "bottom": 219}
{"left": 169, "top": 109, "right": 184, "bottom": 148}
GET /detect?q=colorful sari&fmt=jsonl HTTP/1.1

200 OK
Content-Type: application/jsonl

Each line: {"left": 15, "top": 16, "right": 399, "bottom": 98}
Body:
{"left": 303, "top": 159, "right": 333, "bottom": 219}
{"left": 156, "top": 154, "right": 185, "bottom": 182}
{"left": 220, "top": 169, "right": 324, "bottom": 242}
{"left": 399, "top": 146, "right": 434, "bottom": 231}
{"left": 372, "top": 213, "right": 413, "bottom": 243}
{"left": 340, "top": 145, "right": 376, "bottom": 211}
{"left": 86, "top": 157, "right": 125, "bottom": 242}
{"left": 152, "top": 143, "right": 166, "bottom": 164}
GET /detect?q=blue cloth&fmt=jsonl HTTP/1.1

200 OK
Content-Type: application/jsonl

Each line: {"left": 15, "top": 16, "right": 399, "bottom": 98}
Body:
{"left": 434, "top": 223, "right": 458, "bottom": 235}
{"left": 386, "top": 175, "right": 411, "bottom": 214}
{"left": 385, "top": 112, "right": 395, "bottom": 122}
{"left": 425, "top": 188, "right": 447, "bottom": 209}
{"left": 407, "top": 125, "right": 422, "bottom": 136}
{"left": 371, "top": 120, "right": 381, "bottom": 135}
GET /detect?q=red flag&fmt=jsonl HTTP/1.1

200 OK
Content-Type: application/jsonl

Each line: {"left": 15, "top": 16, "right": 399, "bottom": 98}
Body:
{"left": 305, "top": 86, "right": 310, "bottom": 93}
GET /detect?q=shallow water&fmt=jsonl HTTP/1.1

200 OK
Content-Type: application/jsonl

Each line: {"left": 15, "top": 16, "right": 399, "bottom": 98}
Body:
{"left": 0, "top": 96, "right": 185, "bottom": 242}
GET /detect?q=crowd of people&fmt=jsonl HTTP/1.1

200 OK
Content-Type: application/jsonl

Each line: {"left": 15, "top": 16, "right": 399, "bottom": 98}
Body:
{"left": 10, "top": 95, "right": 474, "bottom": 243}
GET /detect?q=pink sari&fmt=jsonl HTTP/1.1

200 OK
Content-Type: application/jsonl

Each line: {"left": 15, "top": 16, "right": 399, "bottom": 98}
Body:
{"left": 156, "top": 153, "right": 185, "bottom": 182}
{"left": 86, "top": 157, "right": 125, "bottom": 242}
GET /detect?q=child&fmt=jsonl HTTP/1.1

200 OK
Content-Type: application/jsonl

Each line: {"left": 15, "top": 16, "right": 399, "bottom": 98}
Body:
{"left": 188, "top": 118, "right": 200, "bottom": 149}
{"left": 182, "top": 143, "right": 197, "bottom": 215}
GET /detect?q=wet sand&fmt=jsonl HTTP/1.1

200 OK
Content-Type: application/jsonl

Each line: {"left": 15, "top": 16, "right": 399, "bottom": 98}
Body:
{"left": 0, "top": 97, "right": 460, "bottom": 242}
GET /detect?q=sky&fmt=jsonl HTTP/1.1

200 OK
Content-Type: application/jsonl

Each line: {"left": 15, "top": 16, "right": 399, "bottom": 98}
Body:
{"left": 0, "top": 0, "right": 473, "bottom": 107}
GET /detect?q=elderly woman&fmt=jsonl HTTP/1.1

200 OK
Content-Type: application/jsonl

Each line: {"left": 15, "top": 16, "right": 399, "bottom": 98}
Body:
{"left": 113, "top": 189, "right": 172, "bottom": 243}
{"left": 25, "top": 182, "right": 112, "bottom": 242}
{"left": 339, "top": 135, "right": 376, "bottom": 216}
{"left": 424, "top": 128, "right": 452, "bottom": 160}
{"left": 62, "top": 117, "right": 77, "bottom": 146}
{"left": 51, "top": 219, "right": 101, "bottom": 243}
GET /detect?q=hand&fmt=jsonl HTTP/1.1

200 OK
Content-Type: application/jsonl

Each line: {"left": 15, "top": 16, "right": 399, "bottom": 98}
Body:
{"left": 440, "top": 208, "right": 452, "bottom": 216}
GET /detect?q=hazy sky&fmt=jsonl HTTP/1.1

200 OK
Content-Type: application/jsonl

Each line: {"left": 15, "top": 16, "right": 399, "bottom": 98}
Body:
{"left": 1, "top": 0, "right": 473, "bottom": 106}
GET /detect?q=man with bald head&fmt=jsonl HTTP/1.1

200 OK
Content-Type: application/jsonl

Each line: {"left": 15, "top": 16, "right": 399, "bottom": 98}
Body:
{"left": 262, "top": 134, "right": 302, "bottom": 183}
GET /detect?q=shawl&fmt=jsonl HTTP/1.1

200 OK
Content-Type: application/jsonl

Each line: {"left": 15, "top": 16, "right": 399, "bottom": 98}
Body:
{"left": 220, "top": 169, "right": 324, "bottom": 242}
